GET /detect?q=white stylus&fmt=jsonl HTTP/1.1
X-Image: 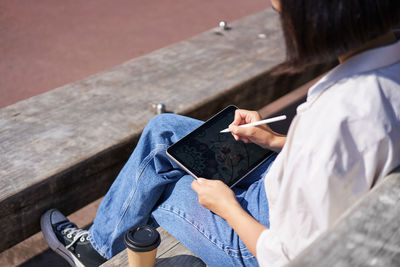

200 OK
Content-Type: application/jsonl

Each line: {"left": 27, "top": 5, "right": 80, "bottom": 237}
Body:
{"left": 220, "top": 115, "right": 287, "bottom": 133}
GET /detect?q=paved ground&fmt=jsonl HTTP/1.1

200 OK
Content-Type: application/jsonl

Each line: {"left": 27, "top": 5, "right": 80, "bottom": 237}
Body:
{"left": 0, "top": 0, "right": 269, "bottom": 108}
{"left": 0, "top": 1, "right": 270, "bottom": 266}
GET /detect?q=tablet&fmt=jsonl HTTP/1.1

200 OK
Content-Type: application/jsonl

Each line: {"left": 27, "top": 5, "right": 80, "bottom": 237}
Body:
{"left": 166, "top": 105, "right": 274, "bottom": 187}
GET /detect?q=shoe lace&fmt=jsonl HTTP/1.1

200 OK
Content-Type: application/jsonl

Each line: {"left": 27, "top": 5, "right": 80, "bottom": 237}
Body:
{"left": 57, "top": 221, "right": 89, "bottom": 249}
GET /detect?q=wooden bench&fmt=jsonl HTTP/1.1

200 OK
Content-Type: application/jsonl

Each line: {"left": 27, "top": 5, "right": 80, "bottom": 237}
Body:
{"left": 0, "top": 8, "right": 333, "bottom": 253}
{"left": 289, "top": 166, "right": 400, "bottom": 267}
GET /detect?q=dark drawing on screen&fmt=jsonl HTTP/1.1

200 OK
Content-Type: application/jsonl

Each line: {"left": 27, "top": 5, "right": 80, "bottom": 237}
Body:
{"left": 172, "top": 109, "right": 270, "bottom": 186}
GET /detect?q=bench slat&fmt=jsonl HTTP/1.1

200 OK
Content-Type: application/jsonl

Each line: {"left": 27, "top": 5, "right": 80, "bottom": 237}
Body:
{"left": 288, "top": 166, "right": 400, "bottom": 267}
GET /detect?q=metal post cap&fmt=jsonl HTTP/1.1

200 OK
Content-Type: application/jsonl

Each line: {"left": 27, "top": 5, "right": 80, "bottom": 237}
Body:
{"left": 219, "top": 21, "right": 228, "bottom": 30}
{"left": 152, "top": 103, "right": 166, "bottom": 114}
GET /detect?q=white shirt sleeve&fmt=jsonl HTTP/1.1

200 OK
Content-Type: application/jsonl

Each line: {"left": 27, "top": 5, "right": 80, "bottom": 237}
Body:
{"left": 256, "top": 228, "right": 290, "bottom": 267}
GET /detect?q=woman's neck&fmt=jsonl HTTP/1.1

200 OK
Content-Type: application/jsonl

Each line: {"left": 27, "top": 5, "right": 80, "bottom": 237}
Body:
{"left": 338, "top": 31, "right": 397, "bottom": 63}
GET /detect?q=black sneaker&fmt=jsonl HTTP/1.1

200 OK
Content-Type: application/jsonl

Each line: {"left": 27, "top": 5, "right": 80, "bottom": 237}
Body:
{"left": 41, "top": 209, "right": 106, "bottom": 267}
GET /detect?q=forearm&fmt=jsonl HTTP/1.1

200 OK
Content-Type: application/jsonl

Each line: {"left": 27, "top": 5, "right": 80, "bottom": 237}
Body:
{"left": 225, "top": 204, "right": 268, "bottom": 257}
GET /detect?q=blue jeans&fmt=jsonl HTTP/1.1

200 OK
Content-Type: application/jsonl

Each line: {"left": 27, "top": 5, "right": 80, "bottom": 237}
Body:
{"left": 88, "top": 114, "right": 275, "bottom": 266}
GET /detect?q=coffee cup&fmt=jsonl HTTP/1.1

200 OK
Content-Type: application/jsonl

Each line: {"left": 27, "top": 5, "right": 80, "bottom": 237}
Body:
{"left": 124, "top": 225, "right": 161, "bottom": 267}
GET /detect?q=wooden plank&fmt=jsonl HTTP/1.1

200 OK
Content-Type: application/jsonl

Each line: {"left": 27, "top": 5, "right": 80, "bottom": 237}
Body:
{"left": 0, "top": 9, "right": 333, "bottom": 251}
{"left": 102, "top": 228, "right": 205, "bottom": 267}
{"left": 288, "top": 166, "right": 400, "bottom": 267}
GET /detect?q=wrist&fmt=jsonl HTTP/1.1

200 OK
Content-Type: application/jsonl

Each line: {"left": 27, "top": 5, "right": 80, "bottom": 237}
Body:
{"left": 225, "top": 202, "right": 251, "bottom": 227}
{"left": 268, "top": 134, "right": 286, "bottom": 152}
{"left": 224, "top": 201, "right": 245, "bottom": 223}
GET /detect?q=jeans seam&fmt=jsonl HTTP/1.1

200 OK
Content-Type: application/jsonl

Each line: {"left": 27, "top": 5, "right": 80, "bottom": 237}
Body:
{"left": 157, "top": 204, "right": 255, "bottom": 260}
{"left": 108, "top": 145, "right": 168, "bottom": 247}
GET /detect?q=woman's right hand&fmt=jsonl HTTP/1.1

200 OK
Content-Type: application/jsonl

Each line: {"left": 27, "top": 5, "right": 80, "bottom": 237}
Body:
{"left": 228, "top": 109, "right": 286, "bottom": 152}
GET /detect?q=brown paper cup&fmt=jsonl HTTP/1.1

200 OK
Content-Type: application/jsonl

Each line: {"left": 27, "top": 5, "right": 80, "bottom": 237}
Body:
{"left": 126, "top": 248, "right": 157, "bottom": 267}
{"left": 124, "top": 225, "right": 161, "bottom": 267}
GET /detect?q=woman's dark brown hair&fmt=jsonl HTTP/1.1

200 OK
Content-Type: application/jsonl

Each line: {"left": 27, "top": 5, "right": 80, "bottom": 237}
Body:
{"left": 277, "top": 0, "right": 400, "bottom": 73}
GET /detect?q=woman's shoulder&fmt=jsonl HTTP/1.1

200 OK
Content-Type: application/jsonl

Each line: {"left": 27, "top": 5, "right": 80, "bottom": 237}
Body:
{"left": 296, "top": 66, "right": 400, "bottom": 152}
{"left": 312, "top": 62, "right": 400, "bottom": 121}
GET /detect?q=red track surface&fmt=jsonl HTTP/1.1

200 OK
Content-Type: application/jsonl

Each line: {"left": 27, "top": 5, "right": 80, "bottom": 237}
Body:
{"left": 0, "top": 0, "right": 270, "bottom": 108}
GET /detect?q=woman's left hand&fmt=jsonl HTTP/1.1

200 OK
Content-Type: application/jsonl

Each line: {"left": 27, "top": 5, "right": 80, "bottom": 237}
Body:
{"left": 192, "top": 178, "right": 268, "bottom": 257}
{"left": 191, "top": 178, "right": 242, "bottom": 221}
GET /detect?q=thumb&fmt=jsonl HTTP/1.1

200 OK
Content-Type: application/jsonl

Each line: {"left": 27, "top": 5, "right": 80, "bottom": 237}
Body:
{"left": 229, "top": 124, "right": 240, "bottom": 134}
{"left": 191, "top": 178, "right": 206, "bottom": 192}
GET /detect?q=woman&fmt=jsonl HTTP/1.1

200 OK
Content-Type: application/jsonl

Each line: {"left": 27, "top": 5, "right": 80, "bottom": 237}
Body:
{"left": 41, "top": 0, "right": 400, "bottom": 266}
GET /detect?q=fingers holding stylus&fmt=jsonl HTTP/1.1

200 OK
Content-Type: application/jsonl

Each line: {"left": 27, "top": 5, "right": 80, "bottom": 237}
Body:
{"left": 227, "top": 109, "right": 287, "bottom": 152}
{"left": 229, "top": 109, "right": 262, "bottom": 141}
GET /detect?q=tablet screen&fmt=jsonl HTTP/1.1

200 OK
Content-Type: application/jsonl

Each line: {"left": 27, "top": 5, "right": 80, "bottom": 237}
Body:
{"left": 167, "top": 105, "right": 274, "bottom": 187}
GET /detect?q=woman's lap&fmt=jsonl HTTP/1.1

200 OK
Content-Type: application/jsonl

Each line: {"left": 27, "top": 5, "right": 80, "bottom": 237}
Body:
{"left": 152, "top": 156, "right": 273, "bottom": 267}
{"left": 89, "top": 113, "right": 273, "bottom": 265}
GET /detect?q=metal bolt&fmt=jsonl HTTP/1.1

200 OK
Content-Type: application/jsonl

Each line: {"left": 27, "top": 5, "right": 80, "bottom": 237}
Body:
{"left": 152, "top": 103, "right": 166, "bottom": 114}
{"left": 219, "top": 21, "right": 229, "bottom": 30}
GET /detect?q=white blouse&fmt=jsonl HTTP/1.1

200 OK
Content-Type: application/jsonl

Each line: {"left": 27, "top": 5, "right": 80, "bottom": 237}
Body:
{"left": 256, "top": 40, "right": 400, "bottom": 266}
